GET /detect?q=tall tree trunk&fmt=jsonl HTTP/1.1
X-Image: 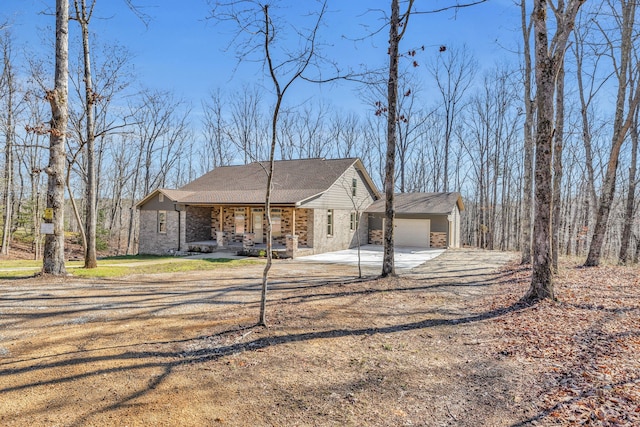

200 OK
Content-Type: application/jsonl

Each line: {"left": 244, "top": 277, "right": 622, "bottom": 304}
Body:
{"left": 618, "top": 106, "right": 638, "bottom": 264}
{"left": 31, "top": 172, "right": 43, "bottom": 260}
{"left": 75, "top": 0, "right": 98, "bottom": 268}
{"left": 523, "top": 0, "right": 583, "bottom": 303}
{"left": 381, "top": 0, "right": 401, "bottom": 277}
{"left": 526, "top": 1, "right": 555, "bottom": 300}
{"left": 258, "top": 4, "right": 279, "bottom": 327}
{"left": 520, "top": 0, "right": 534, "bottom": 264}
{"left": 575, "top": 37, "right": 598, "bottom": 214}
{"left": 1, "top": 41, "right": 14, "bottom": 255}
{"left": 585, "top": 0, "right": 639, "bottom": 267}
{"left": 552, "top": 63, "right": 565, "bottom": 272}
{"left": 43, "top": 0, "right": 69, "bottom": 275}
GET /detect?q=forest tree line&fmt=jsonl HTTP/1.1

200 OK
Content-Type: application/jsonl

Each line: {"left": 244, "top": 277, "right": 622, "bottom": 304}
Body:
{"left": 0, "top": 0, "right": 638, "bottom": 267}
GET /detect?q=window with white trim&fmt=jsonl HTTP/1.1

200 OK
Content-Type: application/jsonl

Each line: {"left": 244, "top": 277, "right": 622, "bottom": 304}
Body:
{"left": 327, "top": 209, "right": 334, "bottom": 236}
{"left": 352, "top": 178, "right": 357, "bottom": 197}
{"left": 158, "top": 211, "right": 167, "bottom": 234}
{"left": 350, "top": 212, "right": 359, "bottom": 231}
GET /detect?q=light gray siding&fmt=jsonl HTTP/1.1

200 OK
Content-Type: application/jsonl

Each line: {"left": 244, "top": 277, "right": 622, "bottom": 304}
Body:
{"left": 430, "top": 215, "right": 449, "bottom": 233}
{"left": 300, "top": 165, "right": 376, "bottom": 211}
{"left": 139, "top": 193, "right": 176, "bottom": 211}
{"left": 450, "top": 205, "right": 461, "bottom": 248}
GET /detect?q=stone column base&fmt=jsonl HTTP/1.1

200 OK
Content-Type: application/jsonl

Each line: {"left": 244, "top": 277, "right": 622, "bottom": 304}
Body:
{"left": 285, "top": 234, "right": 299, "bottom": 258}
{"left": 216, "top": 231, "right": 226, "bottom": 248}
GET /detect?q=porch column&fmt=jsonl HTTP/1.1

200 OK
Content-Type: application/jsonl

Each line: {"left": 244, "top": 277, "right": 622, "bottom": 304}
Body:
{"left": 292, "top": 208, "right": 296, "bottom": 235}
{"left": 216, "top": 231, "right": 226, "bottom": 248}
{"left": 179, "top": 210, "right": 186, "bottom": 251}
{"left": 286, "top": 234, "right": 299, "bottom": 259}
{"left": 218, "top": 206, "right": 224, "bottom": 235}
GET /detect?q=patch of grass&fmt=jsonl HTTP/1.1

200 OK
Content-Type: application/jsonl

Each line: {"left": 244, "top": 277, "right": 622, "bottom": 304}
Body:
{"left": 0, "top": 257, "right": 260, "bottom": 279}
{"left": 0, "top": 259, "right": 42, "bottom": 268}
{"left": 71, "top": 258, "right": 260, "bottom": 278}
{"left": 0, "top": 270, "right": 38, "bottom": 279}
{"left": 0, "top": 259, "right": 84, "bottom": 269}
{"left": 99, "top": 254, "right": 176, "bottom": 262}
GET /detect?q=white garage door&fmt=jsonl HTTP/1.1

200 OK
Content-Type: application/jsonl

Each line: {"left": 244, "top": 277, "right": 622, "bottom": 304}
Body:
{"left": 394, "top": 218, "right": 430, "bottom": 248}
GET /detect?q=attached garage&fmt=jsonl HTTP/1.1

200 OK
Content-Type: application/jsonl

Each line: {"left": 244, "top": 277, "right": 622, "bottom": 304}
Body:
{"left": 394, "top": 218, "right": 431, "bottom": 248}
{"left": 366, "top": 192, "right": 465, "bottom": 249}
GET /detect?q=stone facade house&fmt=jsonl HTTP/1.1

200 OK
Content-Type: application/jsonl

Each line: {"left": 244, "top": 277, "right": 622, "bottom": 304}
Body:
{"left": 136, "top": 158, "right": 380, "bottom": 256}
{"left": 136, "top": 158, "right": 465, "bottom": 256}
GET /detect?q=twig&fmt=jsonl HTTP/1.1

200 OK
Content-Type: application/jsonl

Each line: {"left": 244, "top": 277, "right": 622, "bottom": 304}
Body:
{"left": 235, "top": 330, "right": 253, "bottom": 342}
{"left": 445, "top": 404, "right": 457, "bottom": 421}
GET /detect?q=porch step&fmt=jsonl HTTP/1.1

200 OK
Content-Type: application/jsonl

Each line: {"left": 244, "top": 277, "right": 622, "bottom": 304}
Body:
{"left": 187, "top": 242, "right": 217, "bottom": 253}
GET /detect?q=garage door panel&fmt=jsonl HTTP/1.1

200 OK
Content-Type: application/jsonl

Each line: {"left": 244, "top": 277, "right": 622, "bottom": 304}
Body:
{"left": 394, "top": 218, "right": 430, "bottom": 248}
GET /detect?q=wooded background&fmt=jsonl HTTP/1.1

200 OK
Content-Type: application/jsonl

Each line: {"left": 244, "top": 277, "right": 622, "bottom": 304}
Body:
{"left": 0, "top": 0, "right": 638, "bottom": 265}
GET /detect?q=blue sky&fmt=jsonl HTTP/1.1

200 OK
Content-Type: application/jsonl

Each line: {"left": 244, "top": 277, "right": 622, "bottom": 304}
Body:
{"left": 2, "top": 0, "right": 520, "bottom": 111}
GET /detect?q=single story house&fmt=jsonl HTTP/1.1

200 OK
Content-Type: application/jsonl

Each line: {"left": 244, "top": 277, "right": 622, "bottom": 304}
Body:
{"left": 136, "top": 158, "right": 464, "bottom": 256}
{"left": 136, "top": 158, "right": 379, "bottom": 256}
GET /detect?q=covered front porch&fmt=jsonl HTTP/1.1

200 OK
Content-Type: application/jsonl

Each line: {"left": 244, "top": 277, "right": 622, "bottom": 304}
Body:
{"left": 181, "top": 205, "right": 314, "bottom": 257}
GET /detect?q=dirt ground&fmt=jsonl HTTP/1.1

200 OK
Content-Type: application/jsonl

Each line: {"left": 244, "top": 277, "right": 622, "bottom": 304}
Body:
{"left": 0, "top": 249, "right": 637, "bottom": 426}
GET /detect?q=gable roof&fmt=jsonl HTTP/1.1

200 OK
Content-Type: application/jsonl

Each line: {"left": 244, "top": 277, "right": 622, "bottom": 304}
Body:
{"left": 138, "top": 158, "right": 379, "bottom": 207}
{"left": 365, "top": 192, "right": 464, "bottom": 215}
{"left": 134, "top": 188, "right": 195, "bottom": 208}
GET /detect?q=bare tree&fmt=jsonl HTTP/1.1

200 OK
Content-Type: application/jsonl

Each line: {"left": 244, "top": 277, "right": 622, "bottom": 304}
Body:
{"left": 200, "top": 89, "right": 234, "bottom": 173}
{"left": 294, "top": 102, "right": 331, "bottom": 159}
{"left": 380, "top": 0, "right": 411, "bottom": 277}
{"left": 227, "top": 84, "right": 265, "bottom": 164}
{"left": 428, "top": 44, "right": 476, "bottom": 192}
{"left": 551, "top": 61, "right": 565, "bottom": 272}
{"left": 330, "top": 111, "right": 361, "bottom": 158}
{"left": 519, "top": 0, "right": 535, "bottom": 264}
{"left": 42, "top": 0, "right": 70, "bottom": 275}
{"left": 619, "top": 104, "right": 638, "bottom": 264}
{"left": 462, "top": 66, "right": 519, "bottom": 250}
{"left": 379, "top": 0, "right": 487, "bottom": 277}
{"left": 70, "top": 0, "right": 99, "bottom": 268}
{"left": 523, "top": 0, "right": 583, "bottom": 303}
{"left": 125, "top": 89, "right": 190, "bottom": 254}
{"left": 0, "top": 31, "right": 18, "bottom": 255}
{"left": 211, "top": 0, "right": 336, "bottom": 326}
{"left": 585, "top": 0, "right": 640, "bottom": 267}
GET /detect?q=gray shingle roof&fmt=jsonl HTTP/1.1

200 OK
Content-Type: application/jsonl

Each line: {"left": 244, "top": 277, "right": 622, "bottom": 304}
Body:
{"left": 160, "top": 189, "right": 194, "bottom": 201}
{"left": 172, "top": 158, "right": 363, "bottom": 205}
{"left": 365, "top": 192, "right": 464, "bottom": 215}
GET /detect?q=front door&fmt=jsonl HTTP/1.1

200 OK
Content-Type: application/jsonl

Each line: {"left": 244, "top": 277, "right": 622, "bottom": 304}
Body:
{"left": 252, "top": 209, "right": 263, "bottom": 244}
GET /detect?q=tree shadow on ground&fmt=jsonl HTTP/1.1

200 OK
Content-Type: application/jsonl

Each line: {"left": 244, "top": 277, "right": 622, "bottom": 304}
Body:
{"left": 0, "top": 297, "right": 529, "bottom": 426}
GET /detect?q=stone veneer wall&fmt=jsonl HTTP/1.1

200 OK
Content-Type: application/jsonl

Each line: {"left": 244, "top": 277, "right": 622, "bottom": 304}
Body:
{"left": 138, "top": 209, "right": 180, "bottom": 255}
{"left": 294, "top": 209, "right": 311, "bottom": 247}
{"left": 430, "top": 232, "right": 447, "bottom": 248}
{"left": 186, "top": 206, "right": 212, "bottom": 242}
{"left": 272, "top": 208, "right": 292, "bottom": 246}
{"left": 369, "top": 229, "right": 383, "bottom": 245}
{"left": 210, "top": 207, "right": 221, "bottom": 239}
{"left": 202, "top": 206, "right": 313, "bottom": 247}
{"left": 221, "top": 207, "right": 247, "bottom": 242}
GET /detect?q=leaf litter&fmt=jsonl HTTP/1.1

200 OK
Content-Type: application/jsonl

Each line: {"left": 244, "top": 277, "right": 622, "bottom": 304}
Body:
{"left": 486, "top": 261, "right": 640, "bottom": 426}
